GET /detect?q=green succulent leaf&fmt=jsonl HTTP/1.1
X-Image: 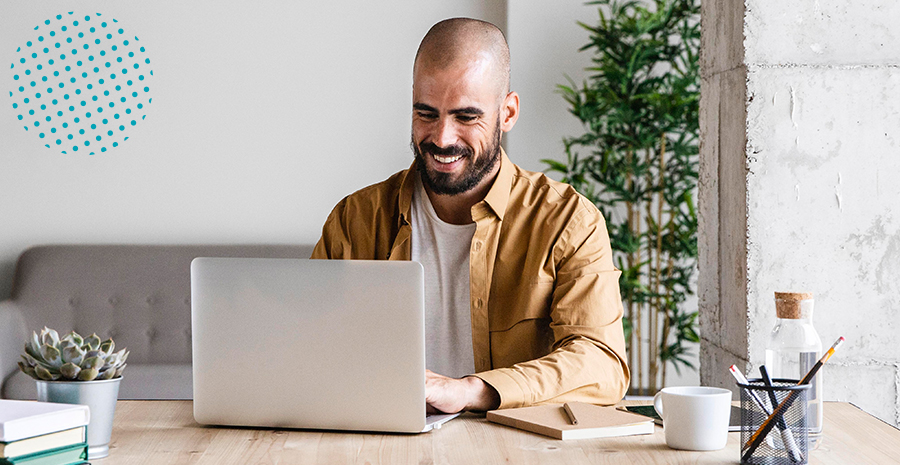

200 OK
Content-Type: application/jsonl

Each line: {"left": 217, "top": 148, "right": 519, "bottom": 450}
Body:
{"left": 62, "top": 344, "right": 86, "bottom": 365}
{"left": 100, "top": 339, "right": 115, "bottom": 356}
{"left": 60, "top": 362, "right": 82, "bottom": 380}
{"left": 114, "top": 363, "right": 127, "bottom": 378}
{"left": 77, "top": 367, "right": 100, "bottom": 381}
{"left": 40, "top": 344, "right": 62, "bottom": 367}
{"left": 84, "top": 334, "right": 101, "bottom": 351}
{"left": 21, "top": 353, "right": 38, "bottom": 367}
{"left": 97, "top": 368, "right": 116, "bottom": 380}
{"left": 29, "top": 332, "right": 42, "bottom": 356}
{"left": 114, "top": 349, "right": 130, "bottom": 365}
{"left": 40, "top": 327, "right": 60, "bottom": 347}
{"left": 35, "top": 364, "right": 59, "bottom": 381}
{"left": 18, "top": 361, "right": 37, "bottom": 380}
{"left": 81, "top": 356, "right": 104, "bottom": 371}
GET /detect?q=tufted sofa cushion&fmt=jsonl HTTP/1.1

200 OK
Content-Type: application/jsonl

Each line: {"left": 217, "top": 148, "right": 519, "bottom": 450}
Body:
{"left": 1, "top": 244, "right": 313, "bottom": 399}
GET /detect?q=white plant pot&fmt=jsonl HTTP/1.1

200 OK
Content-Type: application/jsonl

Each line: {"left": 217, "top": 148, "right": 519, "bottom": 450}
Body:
{"left": 36, "top": 377, "right": 121, "bottom": 459}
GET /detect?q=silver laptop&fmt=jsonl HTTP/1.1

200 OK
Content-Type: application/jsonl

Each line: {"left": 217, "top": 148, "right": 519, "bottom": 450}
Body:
{"left": 190, "top": 257, "right": 459, "bottom": 433}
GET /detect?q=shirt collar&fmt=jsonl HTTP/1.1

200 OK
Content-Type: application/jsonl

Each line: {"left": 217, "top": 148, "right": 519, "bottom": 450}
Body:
{"left": 398, "top": 161, "right": 416, "bottom": 227}
{"left": 399, "top": 147, "right": 514, "bottom": 224}
{"left": 481, "top": 147, "right": 513, "bottom": 221}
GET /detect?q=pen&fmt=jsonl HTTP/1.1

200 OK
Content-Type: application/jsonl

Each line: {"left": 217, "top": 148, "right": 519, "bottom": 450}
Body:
{"left": 742, "top": 336, "right": 845, "bottom": 461}
{"left": 759, "top": 366, "right": 803, "bottom": 463}
{"left": 729, "top": 365, "right": 803, "bottom": 462}
{"left": 563, "top": 402, "right": 578, "bottom": 425}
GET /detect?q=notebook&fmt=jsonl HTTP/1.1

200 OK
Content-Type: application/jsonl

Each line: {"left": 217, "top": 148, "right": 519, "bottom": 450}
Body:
{"left": 0, "top": 400, "right": 90, "bottom": 443}
{"left": 190, "top": 258, "right": 459, "bottom": 434}
{"left": 0, "top": 427, "right": 85, "bottom": 459}
{"left": 487, "top": 402, "right": 654, "bottom": 440}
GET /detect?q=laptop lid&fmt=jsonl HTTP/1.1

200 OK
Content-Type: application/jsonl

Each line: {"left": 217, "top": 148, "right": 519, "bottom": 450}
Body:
{"left": 190, "top": 258, "right": 432, "bottom": 433}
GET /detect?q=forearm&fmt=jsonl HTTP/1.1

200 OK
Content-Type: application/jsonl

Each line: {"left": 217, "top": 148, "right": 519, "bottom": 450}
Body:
{"left": 473, "top": 337, "right": 629, "bottom": 409}
{"left": 462, "top": 375, "right": 500, "bottom": 411}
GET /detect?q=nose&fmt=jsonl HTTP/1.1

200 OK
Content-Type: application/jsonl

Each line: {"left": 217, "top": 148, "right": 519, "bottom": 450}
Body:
{"left": 433, "top": 117, "right": 458, "bottom": 148}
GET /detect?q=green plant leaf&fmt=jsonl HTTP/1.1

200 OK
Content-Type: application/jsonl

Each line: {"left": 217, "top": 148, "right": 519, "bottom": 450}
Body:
{"left": 40, "top": 344, "right": 62, "bottom": 368}
{"left": 77, "top": 368, "right": 100, "bottom": 381}
{"left": 84, "top": 334, "right": 101, "bottom": 351}
{"left": 60, "top": 362, "right": 82, "bottom": 380}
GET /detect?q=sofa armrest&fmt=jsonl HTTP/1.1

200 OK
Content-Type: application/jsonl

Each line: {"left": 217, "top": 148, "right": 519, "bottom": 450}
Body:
{"left": 0, "top": 300, "right": 28, "bottom": 398}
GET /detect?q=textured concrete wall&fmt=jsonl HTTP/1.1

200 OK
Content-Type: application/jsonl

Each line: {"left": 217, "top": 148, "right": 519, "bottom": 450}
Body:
{"left": 701, "top": 0, "right": 900, "bottom": 426}
{"left": 699, "top": 0, "right": 749, "bottom": 394}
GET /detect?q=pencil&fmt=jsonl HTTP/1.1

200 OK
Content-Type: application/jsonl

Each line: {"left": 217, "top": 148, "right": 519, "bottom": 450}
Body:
{"left": 741, "top": 336, "right": 845, "bottom": 461}
{"left": 562, "top": 403, "right": 578, "bottom": 425}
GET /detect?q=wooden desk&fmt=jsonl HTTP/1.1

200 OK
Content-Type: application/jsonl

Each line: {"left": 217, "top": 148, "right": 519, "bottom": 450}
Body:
{"left": 100, "top": 401, "right": 899, "bottom": 464}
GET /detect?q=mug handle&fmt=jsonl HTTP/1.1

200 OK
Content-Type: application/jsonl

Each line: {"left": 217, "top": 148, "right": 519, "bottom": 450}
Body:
{"left": 653, "top": 391, "right": 665, "bottom": 421}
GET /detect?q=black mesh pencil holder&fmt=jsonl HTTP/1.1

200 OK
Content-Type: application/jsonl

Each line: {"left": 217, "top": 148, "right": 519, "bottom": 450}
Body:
{"left": 738, "top": 379, "right": 811, "bottom": 465}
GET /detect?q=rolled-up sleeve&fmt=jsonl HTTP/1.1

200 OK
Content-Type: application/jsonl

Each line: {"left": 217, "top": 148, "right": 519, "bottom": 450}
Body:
{"left": 474, "top": 207, "right": 630, "bottom": 407}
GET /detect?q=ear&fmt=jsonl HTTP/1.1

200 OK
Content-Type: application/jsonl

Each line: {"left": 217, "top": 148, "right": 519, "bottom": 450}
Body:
{"left": 500, "top": 91, "right": 519, "bottom": 133}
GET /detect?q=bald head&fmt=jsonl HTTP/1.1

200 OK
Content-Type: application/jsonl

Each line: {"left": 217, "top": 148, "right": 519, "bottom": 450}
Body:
{"left": 414, "top": 18, "right": 510, "bottom": 96}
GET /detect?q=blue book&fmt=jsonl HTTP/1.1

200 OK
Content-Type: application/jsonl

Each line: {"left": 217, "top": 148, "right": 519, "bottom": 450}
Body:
{"left": 0, "top": 442, "right": 87, "bottom": 465}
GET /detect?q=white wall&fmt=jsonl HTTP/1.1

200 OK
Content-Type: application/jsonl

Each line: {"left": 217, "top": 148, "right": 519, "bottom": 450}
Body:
{"left": 0, "top": 0, "right": 505, "bottom": 298}
{"left": 505, "top": 0, "right": 595, "bottom": 174}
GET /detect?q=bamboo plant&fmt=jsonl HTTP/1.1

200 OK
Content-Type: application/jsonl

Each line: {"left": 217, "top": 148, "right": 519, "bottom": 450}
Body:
{"left": 544, "top": 0, "right": 700, "bottom": 395}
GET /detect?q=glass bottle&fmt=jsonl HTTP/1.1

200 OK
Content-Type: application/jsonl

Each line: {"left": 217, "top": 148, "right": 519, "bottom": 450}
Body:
{"left": 764, "top": 292, "right": 823, "bottom": 449}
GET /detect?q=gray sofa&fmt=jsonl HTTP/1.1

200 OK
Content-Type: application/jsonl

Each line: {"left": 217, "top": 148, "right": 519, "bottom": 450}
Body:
{"left": 0, "top": 244, "right": 313, "bottom": 400}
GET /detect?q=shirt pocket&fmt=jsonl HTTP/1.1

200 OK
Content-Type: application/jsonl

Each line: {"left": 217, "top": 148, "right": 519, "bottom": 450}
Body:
{"left": 489, "top": 281, "right": 554, "bottom": 332}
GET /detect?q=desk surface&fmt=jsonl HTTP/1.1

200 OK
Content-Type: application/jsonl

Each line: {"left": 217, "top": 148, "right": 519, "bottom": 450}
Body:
{"left": 100, "top": 401, "right": 899, "bottom": 464}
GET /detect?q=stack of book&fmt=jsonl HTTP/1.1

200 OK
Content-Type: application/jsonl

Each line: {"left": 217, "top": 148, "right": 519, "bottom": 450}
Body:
{"left": 0, "top": 400, "right": 90, "bottom": 465}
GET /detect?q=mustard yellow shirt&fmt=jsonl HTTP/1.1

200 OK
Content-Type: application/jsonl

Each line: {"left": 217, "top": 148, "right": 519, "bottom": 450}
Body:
{"left": 311, "top": 150, "right": 630, "bottom": 408}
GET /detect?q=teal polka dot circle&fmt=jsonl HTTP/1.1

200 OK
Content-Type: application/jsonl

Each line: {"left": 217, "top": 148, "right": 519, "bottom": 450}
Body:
{"left": 8, "top": 12, "right": 153, "bottom": 155}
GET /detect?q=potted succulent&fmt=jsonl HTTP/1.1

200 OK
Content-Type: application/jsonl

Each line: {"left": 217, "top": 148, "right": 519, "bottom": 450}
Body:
{"left": 18, "top": 327, "right": 129, "bottom": 459}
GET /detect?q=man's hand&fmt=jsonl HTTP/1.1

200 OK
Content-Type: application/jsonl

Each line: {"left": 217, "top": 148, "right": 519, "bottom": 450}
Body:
{"left": 425, "top": 369, "right": 500, "bottom": 414}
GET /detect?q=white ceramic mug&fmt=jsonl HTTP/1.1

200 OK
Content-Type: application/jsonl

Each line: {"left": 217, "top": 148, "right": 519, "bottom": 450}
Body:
{"left": 653, "top": 386, "right": 732, "bottom": 451}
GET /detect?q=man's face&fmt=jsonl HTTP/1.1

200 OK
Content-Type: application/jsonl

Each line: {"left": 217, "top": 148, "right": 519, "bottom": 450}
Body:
{"left": 412, "top": 55, "right": 503, "bottom": 196}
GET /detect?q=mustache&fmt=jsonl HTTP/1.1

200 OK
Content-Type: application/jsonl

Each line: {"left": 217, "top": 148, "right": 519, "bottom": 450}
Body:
{"left": 417, "top": 142, "right": 473, "bottom": 158}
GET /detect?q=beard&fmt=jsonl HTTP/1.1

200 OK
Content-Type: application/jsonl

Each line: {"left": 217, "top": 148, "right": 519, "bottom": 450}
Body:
{"left": 412, "top": 119, "right": 502, "bottom": 196}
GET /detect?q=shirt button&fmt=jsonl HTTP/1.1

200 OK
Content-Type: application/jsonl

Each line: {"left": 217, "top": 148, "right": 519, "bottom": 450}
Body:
{"left": 475, "top": 298, "right": 483, "bottom": 309}
{"left": 473, "top": 241, "right": 483, "bottom": 252}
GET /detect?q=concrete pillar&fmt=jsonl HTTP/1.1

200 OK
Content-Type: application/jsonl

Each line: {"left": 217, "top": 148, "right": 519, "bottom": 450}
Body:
{"left": 700, "top": 0, "right": 900, "bottom": 426}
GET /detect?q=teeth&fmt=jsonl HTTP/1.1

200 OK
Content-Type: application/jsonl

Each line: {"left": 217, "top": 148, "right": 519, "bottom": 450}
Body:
{"left": 434, "top": 154, "right": 462, "bottom": 164}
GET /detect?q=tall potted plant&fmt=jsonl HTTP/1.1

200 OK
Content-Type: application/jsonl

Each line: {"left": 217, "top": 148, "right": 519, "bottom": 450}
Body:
{"left": 545, "top": 0, "right": 700, "bottom": 395}
{"left": 18, "top": 327, "right": 129, "bottom": 458}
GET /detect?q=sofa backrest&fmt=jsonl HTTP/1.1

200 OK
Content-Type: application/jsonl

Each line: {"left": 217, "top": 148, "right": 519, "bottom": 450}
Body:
{"left": 10, "top": 244, "right": 313, "bottom": 365}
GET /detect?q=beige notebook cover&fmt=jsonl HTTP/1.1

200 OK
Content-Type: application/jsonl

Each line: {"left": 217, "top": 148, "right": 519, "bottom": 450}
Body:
{"left": 487, "top": 402, "right": 655, "bottom": 440}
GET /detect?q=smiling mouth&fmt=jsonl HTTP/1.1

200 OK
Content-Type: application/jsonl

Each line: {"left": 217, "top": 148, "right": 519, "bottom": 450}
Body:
{"left": 433, "top": 154, "right": 464, "bottom": 164}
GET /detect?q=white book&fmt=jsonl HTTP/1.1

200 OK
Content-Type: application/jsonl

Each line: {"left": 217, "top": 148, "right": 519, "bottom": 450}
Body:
{"left": 0, "top": 427, "right": 85, "bottom": 458}
{"left": 0, "top": 400, "right": 90, "bottom": 443}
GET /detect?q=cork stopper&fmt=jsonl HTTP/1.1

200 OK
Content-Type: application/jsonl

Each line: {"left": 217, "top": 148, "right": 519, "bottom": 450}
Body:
{"left": 774, "top": 292, "right": 814, "bottom": 319}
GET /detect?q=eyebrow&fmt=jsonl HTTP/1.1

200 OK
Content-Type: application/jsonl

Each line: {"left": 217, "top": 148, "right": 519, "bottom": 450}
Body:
{"left": 413, "top": 103, "right": 484, "bottom": 116}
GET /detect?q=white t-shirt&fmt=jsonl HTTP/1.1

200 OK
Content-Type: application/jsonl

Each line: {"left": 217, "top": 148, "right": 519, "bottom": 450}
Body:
{"left": 410, "top": 175, "right": 477, "bottom": 379}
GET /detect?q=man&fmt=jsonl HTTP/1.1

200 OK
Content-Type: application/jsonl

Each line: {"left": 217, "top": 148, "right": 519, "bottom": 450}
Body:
{"left": 312, "top": 18, "right": 629, "bottom": 413}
